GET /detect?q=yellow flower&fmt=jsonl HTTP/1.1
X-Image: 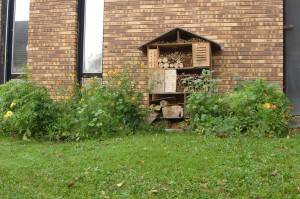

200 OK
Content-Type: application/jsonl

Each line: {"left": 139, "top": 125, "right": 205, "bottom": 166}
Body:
{"left": 6, "top": 111, "right": 13, "bottom": 117}
{"left": 131, "top": 97, "right": 136, "bottom": 101}
{"left": 264, "top": 103, "right": 271, "bottom": 109}
{"left": 79, "top": 98, "right": 84, "bottom": 104}
{"left": 65, "top": 96, "right": 70, "bottom": 100}
{"left": 117, "top": 81, "right": 122, "bottom": 86}
{"left": 95, "top": 87, "right": 99, "bottom": 91}
{"left": 10, "top": 102, "right": 16, "bottom": 109}
{"left": 140, "top": 62, "right": 145, "bottom": 67}
{"left": 87, "top": 79, "right": 93, "bottom": 84}
{"left": 80, "top": 88, "right": 85, "bottom": 93}
{"left": 3, "top": 114, "right": 9, "bottom": 120}
{"left": 107, "top": 71, "right": 112, "bottom": 75}
{"left": 271, "top": 105, "right": 277, "bottom": 110}
{"left": 88, "top": 91, "right": 92, "bottom": 96}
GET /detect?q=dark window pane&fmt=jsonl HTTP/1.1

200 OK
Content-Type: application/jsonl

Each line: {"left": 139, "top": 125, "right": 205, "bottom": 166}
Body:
{"left": 11, "top": 0, "right": 29, "bottom": 74}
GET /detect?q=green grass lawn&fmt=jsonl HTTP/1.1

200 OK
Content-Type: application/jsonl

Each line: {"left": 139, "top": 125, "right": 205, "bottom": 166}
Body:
{"left": 0, "top": 133, "right": 299, "bottom": 198}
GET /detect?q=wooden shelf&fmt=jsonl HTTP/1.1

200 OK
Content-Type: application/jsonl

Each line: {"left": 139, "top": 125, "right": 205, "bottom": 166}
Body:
{"left": 148, "top": 43, "right": 193, "bottom": 48}
{"left": 150, "top": 92, "right": 189, "bottom": 95}
{"left": 176, "top": 67, "right": 210, "bottom": 70}
{"left": 160, "top": 117, "right": 189, "bottom": 119}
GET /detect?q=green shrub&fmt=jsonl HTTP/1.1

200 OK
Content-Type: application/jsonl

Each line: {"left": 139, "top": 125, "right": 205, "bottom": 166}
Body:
{"left": 224, "top": 78, "right": 292, "bottom": 137}
{"left": 75, "top": 64, "right": 145, "bottom": 140}
{"left": 187, "top": 78, "right": 292, "bottom": 137}
{"left": 47, "top": 83, "right": 80, "bottom": 141}
{"left": 0, "top": 80, "right": 56, "bottom": 139}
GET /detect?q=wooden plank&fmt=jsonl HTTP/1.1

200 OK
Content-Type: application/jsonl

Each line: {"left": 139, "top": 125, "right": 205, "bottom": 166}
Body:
{"left": 148, "top": 69, "right": 165, "bottom": 93}
{"left": 162, "top": 105, "right": 184, "bottom": 118}
{"left": 192, "top": 42, "right": 211, "bottom": 68}
{"left": 164, "top": 69, "right": 176, "bottom": 92}
{"left": 147, "top": 49, "right": 158, "bottom": 68}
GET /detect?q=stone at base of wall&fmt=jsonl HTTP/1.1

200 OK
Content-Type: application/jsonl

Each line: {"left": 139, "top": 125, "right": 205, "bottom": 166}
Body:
{"left": 289, "top": 116, "right": 300, "bottom": 128}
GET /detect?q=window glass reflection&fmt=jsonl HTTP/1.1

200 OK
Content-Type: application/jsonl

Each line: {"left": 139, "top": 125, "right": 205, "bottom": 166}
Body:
{"left": 83, "top": 0, "right": 104, "bottom": 73}
{"left": 11, "top": 0, "right": 29, "bottom": 74}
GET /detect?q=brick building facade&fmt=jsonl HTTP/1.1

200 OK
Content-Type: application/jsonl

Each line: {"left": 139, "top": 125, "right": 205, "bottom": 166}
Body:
{"left": 1, "top": 0, "right": 297, "bottom": 112}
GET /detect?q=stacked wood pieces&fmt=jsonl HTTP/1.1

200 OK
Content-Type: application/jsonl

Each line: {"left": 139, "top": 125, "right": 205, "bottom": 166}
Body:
{"left": 149, "top": 96, "right": 184, "bottom": 119}
{"left": 158, "top": 52, "right": 192, "bottom": 69}
{"left": 176, "top": 73, "right": 203, "bottom": 92}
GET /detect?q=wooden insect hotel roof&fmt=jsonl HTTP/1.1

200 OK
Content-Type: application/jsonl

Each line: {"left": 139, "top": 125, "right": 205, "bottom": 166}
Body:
{"left": 138, "top": 27, "right": 221, "bottom": 53}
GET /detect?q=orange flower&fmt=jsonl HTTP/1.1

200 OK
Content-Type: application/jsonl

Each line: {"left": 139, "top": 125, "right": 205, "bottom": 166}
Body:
{"left": 264, "top": 103, "right": 271, "bottom": 109}
{"left": 271, "top": 105, "right": 277, "bottom": 110}
{"left": 288, "top": 106, "right": 294, "bottom": 110}
{"left": 67, "top": 85, "right": 73, "bottom": 91}
{"left": 112, "top": 71, "right": 117, "bottom": 76}
{"left": 140, "top": 62, "right": 145, "bottom": 67}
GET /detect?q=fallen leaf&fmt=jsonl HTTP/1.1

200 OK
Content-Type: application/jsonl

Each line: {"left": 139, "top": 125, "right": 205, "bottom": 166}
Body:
{"left": 149, "top": 189, "right": 159, "bottom": 194}
{"left": 202, "top": 182, "right": 208, "bottom": 189}
{"left": 67, "top": 183, "right": 75, "bottom": 188}
{"left": 116, "top": 181, "right": 125, "bottom": 188}
{"left": 41, "top": 192, "right": 46, "bottom": 198}
{"left": 101, "top": 191, "right": 109, "bottom": 199}
{"left": 297, "top": 186, "right": 300, "bottom": 193}
{"left": 270, "top": 170, "right": 279, "bottom": 176}
{"left": 162, "top": 185, "right": 169, "bottom": 191}
{"left": 139, "top": 160, "right": 145, "bottom": 164}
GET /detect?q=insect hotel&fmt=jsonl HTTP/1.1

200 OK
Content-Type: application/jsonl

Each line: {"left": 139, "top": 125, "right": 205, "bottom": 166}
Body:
{"left": 139, "top": 28, "right": 221, "bottom": 128}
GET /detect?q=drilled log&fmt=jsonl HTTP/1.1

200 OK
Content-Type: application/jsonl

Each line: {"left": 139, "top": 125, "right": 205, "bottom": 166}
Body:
{"left": 160, "top": 100, "right": 169, "bottom": 107}
{"left": 162, "top": 63, "right": 169, "bottom": 68}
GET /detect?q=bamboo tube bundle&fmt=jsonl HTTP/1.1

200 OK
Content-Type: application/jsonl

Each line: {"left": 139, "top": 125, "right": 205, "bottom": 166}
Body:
{"left": 158, "top": 51, "right": 192, "bottom": 69}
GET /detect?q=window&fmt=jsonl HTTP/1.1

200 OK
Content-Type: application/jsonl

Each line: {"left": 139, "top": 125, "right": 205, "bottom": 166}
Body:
{"left": 0, "top": 0, "right": 29, "bottom": 83}
{"left": 78, "top": 0, "right": 104, "bottom": 81}
{"left": 11, "top": 0, "right": 29, "bottom": 74}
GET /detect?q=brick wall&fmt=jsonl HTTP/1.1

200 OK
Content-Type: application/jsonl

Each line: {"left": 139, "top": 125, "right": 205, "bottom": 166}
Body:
{"left": 21, "top": 0, "right": 283, "bottom": 100}
{"left": 28, "top": 0, "right": 78, "bottom": 97}
{"left": 103, "top": 0, "right": 284, "bottom": 94}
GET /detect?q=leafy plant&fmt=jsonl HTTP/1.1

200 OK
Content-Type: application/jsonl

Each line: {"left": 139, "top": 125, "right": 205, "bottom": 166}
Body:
{"left": 75, "top": 64, "right": 146, "bottom": 140}
{"left": 0, "top": 80, "right": 56, "bottom": 139}
{"left": 181, "top": 69, "right": 221, "bottom": 93}
{"left": 187, "top": 77, "right": 292, "bottom": 137}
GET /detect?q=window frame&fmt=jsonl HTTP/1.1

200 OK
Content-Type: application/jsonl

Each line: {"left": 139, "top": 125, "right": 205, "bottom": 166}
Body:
{"left": 0, "top": 0, "right": 29, "bottom": 83}
{"left": 77, "top": 0, "right": 104, "bottom": 83}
